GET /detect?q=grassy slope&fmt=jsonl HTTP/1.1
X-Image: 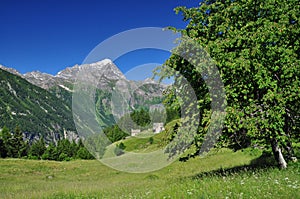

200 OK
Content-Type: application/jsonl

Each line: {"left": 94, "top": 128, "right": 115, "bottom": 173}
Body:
{"left": 0, "top": 149, "right": 299, "bottom": 199}
{"left": 102, "top": 123, "right": 170, "bottom": 159}
{"left": 108, "top": 119, "right": 180, "bottom": 154}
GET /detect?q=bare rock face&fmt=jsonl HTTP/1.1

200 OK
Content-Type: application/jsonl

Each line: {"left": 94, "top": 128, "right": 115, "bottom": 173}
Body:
{"left": 56, "top": 64, "right": 81, "bottom": 80}
{"left": 73, "top": 59, "right": 127, "bottom": 90}
{"left": 56, "top": 59, "right": 125, "bottom": 82}
{"left": 24, "top": 71, "right": 58, "bottom": 89}
{"left": 0, "top": 64, "right": 22, "bottom": 77}
{"left": 23, "top": 59, "right": 126, "bottom": 91}
{"left": 2, "top": 59, "right": 146, "bottom": 91}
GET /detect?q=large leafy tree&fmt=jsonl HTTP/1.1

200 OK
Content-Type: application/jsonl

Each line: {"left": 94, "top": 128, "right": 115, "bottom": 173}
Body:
{"left": 162, "top": 0, "right": 299, "bottom": 168}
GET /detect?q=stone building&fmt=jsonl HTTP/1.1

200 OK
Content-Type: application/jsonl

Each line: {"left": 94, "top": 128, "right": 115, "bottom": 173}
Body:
{"left": 131, "top": 129, "right": 141, "bottom": 136}
{"left": 153, "top": 123, "right": 164, "bottom": 134}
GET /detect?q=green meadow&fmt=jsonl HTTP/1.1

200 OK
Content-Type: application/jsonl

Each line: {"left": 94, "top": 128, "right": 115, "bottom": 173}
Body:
{"left": 1, "top": 148, "right": 299, "bottom": 199}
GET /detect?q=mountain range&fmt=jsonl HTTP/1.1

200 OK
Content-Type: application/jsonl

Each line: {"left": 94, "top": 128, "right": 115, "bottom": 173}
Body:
{"left": 0, "top": 59, "right": 166, "bottom": 142}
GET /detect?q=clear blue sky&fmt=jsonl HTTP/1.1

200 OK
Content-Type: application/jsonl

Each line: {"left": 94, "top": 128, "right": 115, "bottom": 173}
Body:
{"left": 0, "top": 0, "right": 200, "bottom": 75}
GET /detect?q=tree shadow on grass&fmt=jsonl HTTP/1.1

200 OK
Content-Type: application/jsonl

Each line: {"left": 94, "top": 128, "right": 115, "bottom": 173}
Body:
{"left": 191, "top": 152, "right": 278, "bottom": 180}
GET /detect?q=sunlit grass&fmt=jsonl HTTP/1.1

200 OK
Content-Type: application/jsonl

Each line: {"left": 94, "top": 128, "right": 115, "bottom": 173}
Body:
{"left": 0, "top": 148, "right": 299, "bottom": 198}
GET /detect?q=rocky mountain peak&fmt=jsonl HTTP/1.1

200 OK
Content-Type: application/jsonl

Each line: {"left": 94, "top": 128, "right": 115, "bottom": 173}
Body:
{"left": 18, "top": 59, "right": 126, "bottom": 90}
{"left": 56, "top": 64, "right": 80, "bottom": 80}
{"left": 0, "top": 64, "right": 22, "bottom": 77}
{"left": 56, "top": 59, "right": 125, "bottom": 82}
{"left": 24, "top": 71, "right": 57, "bottom": 89}
{"left": 143, "top": 78, "right": 157, "bottom": 84}
{"left": 24, "top": 70, "right": 54, "bottom": 78}
{"left": 2, "top": 59, "right": 167, "bottom": 96}
{"left": 89, "top": 58, "right": 112, "bottom": 66}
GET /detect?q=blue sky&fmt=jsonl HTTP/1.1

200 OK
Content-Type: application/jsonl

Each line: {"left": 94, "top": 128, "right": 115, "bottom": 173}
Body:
{"left": 0, "top": 0, "right": 200, "bottom": 75}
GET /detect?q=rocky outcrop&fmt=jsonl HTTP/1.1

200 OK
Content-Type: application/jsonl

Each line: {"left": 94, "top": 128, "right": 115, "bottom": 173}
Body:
{"left": 23, "top": 59, "right": 126, "bottom": 92}
{"left": 0, "top": 64, "right": 22, "bottom": 77}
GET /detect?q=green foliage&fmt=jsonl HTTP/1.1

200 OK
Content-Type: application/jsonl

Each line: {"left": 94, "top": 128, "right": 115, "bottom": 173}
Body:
{"left": 114, "top": 142, "right": 126, "bottom": 156}
{"left": 12, "top": 126, "right": 28, "bottom": 158}
{"left": 76, "top": 147, "right": 94, "bottom": 160}
{"left": 94, "top": 89, "right": 115, "bottom": 128}
{"left": 117, "top": 108, "right": 153, "bottom": 133}
{"left": 29, "top": 137, "right": 46, "bottom": 159}
{"left": 148, "top": 137, "right": 154, "bottom": 144}
{"left": 57, "top": 139, "right": 72, "bottom": 158}
{"left": 130, "top": 108, "right": 151, "bottom": 127}
{"left": 77, "top": 144, "right": 94, "bottom": 160}
{"left": 161, "top": 87, "right": 181, "bottom": 123}
{"left": 166, "top": 107, "right": 180, "bottom": 123}
{"left": 49, "top": 83, "right": 73, "bottom": 106}
{"left": 103, "top": 124, "right": 127, "bottom": 143}
{"left": 58, "top": 153, "right": 70, "bottom": 161}
{"left": 0, "top": 126, "right": 27, "bottom": 158}
{"left": 0, "top": 126, "right": 10, "bottom": 158}
{"left": 160, "top": 120, "right": 178, "bottom": 148}
{"left": 39, "top": 139, "right": 95, "bottom": 161}
{"left": 41, "top": 143, "right": 58, "bottom": 160}
{"left": 150, "top": 108, "right": 167, "bottom": 123}
{"left": 0, "top": 139, "right": 5, "bottom": 158}
{"left": 0, "top": 126, "right": 94, "bottom": 161}
{"left": 159, "top": 0, "right": 300, "bottom": 168}
{"left": 84, "top": 133, "right": 109, "bottom": 159}
{"left": 118, "top": 142, "right": 126, "bottom": 150}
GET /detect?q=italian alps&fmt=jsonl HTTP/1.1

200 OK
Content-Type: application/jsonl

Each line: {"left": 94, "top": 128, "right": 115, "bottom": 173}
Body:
{"left": 0, "top": 59, "right": 166, "bottom": 142}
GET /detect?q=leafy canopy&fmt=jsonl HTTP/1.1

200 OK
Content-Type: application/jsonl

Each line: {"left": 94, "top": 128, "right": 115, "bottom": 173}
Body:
{"left": 159, "top": 0, "right": 299, "bottom": 167}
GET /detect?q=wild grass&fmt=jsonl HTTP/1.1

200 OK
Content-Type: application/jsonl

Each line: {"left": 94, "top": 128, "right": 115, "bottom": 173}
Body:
{"left": 0, "top": 148, "right": 299, "bottom": 198}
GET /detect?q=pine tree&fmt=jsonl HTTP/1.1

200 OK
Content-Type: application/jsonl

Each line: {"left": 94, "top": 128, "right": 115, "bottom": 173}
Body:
{"left": 42, "top": 143, "right": 58, "bottom": 160}
{"left": 10, "top": 126, "right": 28, "bottom": 158}
{"left": 0, "top": 127, "right": 10, "bottom": 158}
{"left": 29, "top": 137, "right": 46, "bottom": 159}
{"left": 57, "top": 139, "right": 72, "bottom": 160}
{"left": 1, "top": 126, "right": 13, "bottom": 157}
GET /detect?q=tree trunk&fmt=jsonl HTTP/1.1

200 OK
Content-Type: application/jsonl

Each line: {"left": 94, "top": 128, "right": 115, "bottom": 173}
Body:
{"left": 271, "top": 138, "right": 287, "bottom": 169}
